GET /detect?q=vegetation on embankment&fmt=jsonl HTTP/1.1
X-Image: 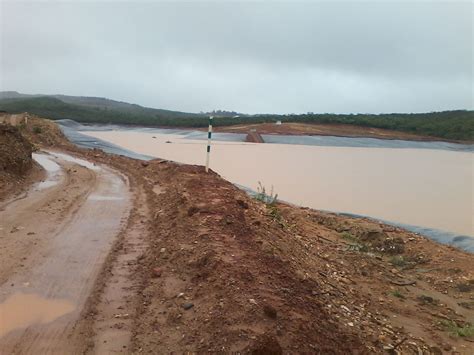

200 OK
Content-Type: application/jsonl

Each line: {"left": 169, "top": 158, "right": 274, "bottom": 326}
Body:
{"left": 0, "top": 95, "right": 472, "bottom": 141}
{"left": 0, "top": 113, "right": 72, "bottom": 199}
{"left": 0, "top": 124, "right": 36, "bottom": 199}
{"left": 0, "top": 124, "right": 33, "bottom": 176}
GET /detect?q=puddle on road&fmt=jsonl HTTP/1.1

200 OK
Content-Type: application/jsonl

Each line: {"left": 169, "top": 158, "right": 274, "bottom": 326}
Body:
{"left": 88, "top": 195, "right": 124, "bottom": 201}
{"left": 32, "top": 153, "right": 61, "bottom": 173}
{"left": 0, "top": 293, "right": 75, "bottom": 337}
{"left": 48, "top": 152, "right": 101, "bottom": 171}
{"left": 32, "top": 153, "right": 62, "bottom": 191}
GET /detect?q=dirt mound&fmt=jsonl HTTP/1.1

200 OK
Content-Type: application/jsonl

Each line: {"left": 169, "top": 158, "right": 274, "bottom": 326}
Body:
{"left": 245, "top": 130, "right": 265, "bottom": 143}
{"left": 0, "top": 124, "right": 37, "bottom": 199}
{"left": 0, "top": 113, "right": 71, "bottom": 200}
{"left": 106, "top": 161, "right": 367, "bottom": 353}
{"left": 18, "top": 114, "right": 72, "bottom": 148}
{"left": 0, "top": 124, "right": 33, "bottom": 175}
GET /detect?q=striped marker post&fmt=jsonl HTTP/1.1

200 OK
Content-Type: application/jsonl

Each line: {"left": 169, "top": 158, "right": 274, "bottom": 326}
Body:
{"left": 205, "top": 116, "right": 213, "bottom": 172}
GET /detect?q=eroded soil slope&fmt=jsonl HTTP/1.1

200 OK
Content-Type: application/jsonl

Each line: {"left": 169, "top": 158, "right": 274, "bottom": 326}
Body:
{"left": 0, "top": 124, "right": 38, "bottom": 199}
{"left": 19, "top": 115, "right": 73, "bottom": 148}
{"left": 0, "top": 113, "right": 71, "bottom": 200}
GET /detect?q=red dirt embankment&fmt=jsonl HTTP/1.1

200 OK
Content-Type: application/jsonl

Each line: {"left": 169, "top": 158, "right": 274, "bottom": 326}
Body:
{"left": 245, "top": 130, "right": 265, "bottom": 143}
{"left": 0, "top": 113, "right": 71, "bottom": 199}
{"left": 0, "top": 124, "right": 38, "bottom": 199}
{"left": 213, "top": 122, "right": 465, "bottom": 143}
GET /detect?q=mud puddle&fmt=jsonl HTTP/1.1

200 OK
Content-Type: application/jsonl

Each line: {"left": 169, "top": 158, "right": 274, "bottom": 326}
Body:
{"left": 88, "top": 195, "right": 124, "bottom": 201}
{"left": 48, "top": 151, "right": 101, "bottom": 171}
{"left": 32, "top": 153, "right": 62, "bottom": 190}
{"left": 0, "top": 293, "right": 75, "bottom": 337}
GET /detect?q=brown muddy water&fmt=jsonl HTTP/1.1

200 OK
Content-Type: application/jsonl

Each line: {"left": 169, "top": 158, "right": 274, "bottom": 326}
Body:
{"left": 84, "top": 130, "right": 473, "bottom": 237}
{"left": 0, "top": 293, "right": 75, "bottom": 337}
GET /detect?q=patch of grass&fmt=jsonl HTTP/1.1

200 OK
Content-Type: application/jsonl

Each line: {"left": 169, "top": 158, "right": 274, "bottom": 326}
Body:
{"left": 254, "top": 182, "right": 286, "bottom": 227}
{"left": 345, "top": 243, "right": 369, "bottom": 253}
{"left": 458, "top": 301, "right": 474, "bottom": 310}
{"left": 390, "top": 255, "right": 407, "bottom": 267}
{"left": 32, "top": 125, "right": 42, "bottom": 134}
{"left": 456, "top": 280, "right": 474, "bottom": 293}
{"left": 340, "top": 231, "right": 357, "bottom": 242}
{"left": 417, "top": 294, "right": 439, "bottom": 305}
{"left": 267, "top": 205, "right": 282, "bottom": 222}
{"left": 340, "top": 232, "right": 369, "bottom": 252}
{"left": 390, "top": 289, "right": 405, "bottom": 299}
{"left": 441, "top": 321, "right": 474, "bottom": 338}
{"left": 340, "top": 232, "right": 366, "bottom": 252}
{"left": 255, "top": 182, "right": 278, "bottom": 205}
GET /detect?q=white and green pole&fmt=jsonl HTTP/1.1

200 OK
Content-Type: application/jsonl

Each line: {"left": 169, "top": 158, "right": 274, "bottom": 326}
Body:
{"left": 205, "top": 116, "right": 213, "bottom": 172}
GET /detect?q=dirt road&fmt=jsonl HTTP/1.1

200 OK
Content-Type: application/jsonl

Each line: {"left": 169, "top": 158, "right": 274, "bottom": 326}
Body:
{"left": 0, "top": 151, "right": 131, "bottom": 353}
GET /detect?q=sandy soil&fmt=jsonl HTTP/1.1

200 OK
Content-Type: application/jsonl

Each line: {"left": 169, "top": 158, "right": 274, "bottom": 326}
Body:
{"left": 211, "top": 122, "right": 468, "bottom": 143}
{"left": 0, "top": 116, "right": 473, "bottom": 354}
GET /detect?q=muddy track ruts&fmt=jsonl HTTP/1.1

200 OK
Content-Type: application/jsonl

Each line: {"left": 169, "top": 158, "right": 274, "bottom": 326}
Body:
{"left": 0, "top": 151, "right": 131, "bottom": 354}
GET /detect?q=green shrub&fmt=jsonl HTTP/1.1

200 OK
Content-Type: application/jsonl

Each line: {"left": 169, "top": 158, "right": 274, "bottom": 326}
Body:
{"left": 418, "top": 295, "right": 438, "bottom": 305}
{"left": 32, "top": 125, "right": 42, "bottom": 134}
{"left": 255, "top": 182, "right": 278, "bottom": 205}
{"left": 390, "top": 255, "right": 407, "bottom": 267}
{"left": 390, "top": 290, "right": 405, "bottom": 299}
{"left": 340, "top": 232, "right": 356, "bottom": 242}
{"left": 441, "top": 321, "right": 474, "bottom": 338}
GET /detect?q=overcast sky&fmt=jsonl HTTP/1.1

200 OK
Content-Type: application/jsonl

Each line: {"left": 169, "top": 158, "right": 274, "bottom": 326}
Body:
{"left": 1, "top": 1, "right": 472, "bottom": 114}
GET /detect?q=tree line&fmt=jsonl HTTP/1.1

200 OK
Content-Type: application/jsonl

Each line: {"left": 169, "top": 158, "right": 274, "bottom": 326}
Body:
{"left": 0, "top": 97, "right": 472, "bottom": 141}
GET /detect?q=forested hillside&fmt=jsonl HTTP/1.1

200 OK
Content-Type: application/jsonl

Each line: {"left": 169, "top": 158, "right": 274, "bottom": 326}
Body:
{"left": 0, "top": 94, "right": 472, "bottom": 141}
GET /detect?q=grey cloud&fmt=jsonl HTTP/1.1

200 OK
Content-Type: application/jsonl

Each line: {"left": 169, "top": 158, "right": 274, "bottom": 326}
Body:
{"left": 1, "top": 1, "right": 472, "bottom": 113}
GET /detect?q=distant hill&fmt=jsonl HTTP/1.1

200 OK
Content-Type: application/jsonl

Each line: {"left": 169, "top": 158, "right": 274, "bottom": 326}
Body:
{"left": 0, "top": 91, "right": 472, "bottom": 141}
{"left": 0, "top": 91, "right": 43, "bottom": 100}
{"left": 0, "top": 91, "right": 201, "bottom": 118}
{"left": 0, "top": 92, "right": 210, "bottom": 127}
